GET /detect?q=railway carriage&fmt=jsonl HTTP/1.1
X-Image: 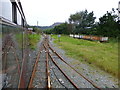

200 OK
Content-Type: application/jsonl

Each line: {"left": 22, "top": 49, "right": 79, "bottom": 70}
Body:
{"left": 91, "top": 36, "right": 101, "bottom": 41}
{"left": 83, "top": 35, "right": 91, "bottom": 40}
{"left": 0, "top": 0, "right": 29, "bottom": 88}
{"left": 70, "top": 34, "right": 108, "bottom": 42}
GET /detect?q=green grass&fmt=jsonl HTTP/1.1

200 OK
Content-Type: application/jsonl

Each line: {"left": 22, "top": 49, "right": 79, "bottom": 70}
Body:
{"left": 28, "top": 34, "right": 41, "bottom": 49}
{"left": 52, "top": 35, "right": 118, "bottom": 77}
{"left": 15, "top": 33, "right": 23, "bottom": 44}
{"left": 16, "top": 33, "right": 41, "bottom": 49}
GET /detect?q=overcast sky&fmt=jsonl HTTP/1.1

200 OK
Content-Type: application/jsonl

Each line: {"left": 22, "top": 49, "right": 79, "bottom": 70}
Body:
{"left": 20, "top": 0, "right": 119, "bottom": 26}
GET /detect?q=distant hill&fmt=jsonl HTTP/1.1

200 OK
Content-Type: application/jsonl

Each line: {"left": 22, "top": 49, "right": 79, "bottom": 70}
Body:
{"left": 38, "top": 22, "right": 64, "bottom": 30}
{"left": 51, "top": 22, "right": 63, "bottom": 27}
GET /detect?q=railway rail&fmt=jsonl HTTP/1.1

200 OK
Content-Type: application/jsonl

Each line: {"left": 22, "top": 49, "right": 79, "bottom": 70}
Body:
{"left": 28, "top": 36, "right": 78, "bottom": 89}
{"left": 27, "top": 35, "right": 101, "bottom": 89}
{"left": 28, "top": 38, "right": 50, "bottom": 88}
{"left": 48, "top": 43, "right": 100, "bottom": 89}
{"left": 2, "top": 35, "right": 21, "bottom": 74}
{"left": 2, "top": 35, "right": 21, "bottom": 88}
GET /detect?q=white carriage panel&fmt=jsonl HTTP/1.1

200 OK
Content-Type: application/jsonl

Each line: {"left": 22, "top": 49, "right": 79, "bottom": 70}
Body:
{"left": 76, "top": 35, "right": 79, "bottom": 38}
{"left": 101, "top": 37, "right": 108, "bottom": 41}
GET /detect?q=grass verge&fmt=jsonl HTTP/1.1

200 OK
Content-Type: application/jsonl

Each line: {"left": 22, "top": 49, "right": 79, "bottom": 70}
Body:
{"left": 28, "top": 34, "right": 41, "bottom": 49}
{"left": 15, "top": 33, "right": 23, "bottom": 45}
{"left": 16, "top": 33, "right": 41, "bottom": 49}
{"left": 52, "top": 35, "right": 118, "bottom": 77}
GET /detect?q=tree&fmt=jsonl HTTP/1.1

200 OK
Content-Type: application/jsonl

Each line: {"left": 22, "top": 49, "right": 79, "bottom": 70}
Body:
{"left": 97, "top": 11, "right": 119, "bottom": 37}
{"left": 69, "top": 10, "right": 96, "bottom": 34}
{"left": 43, "top": 28, "right": 54, "bottom": 34}
{"left": 44, "top": 23, "right": 70, "bottom": 35}
{"left": 53, "top": 23, "right": 69, "bottom": 34}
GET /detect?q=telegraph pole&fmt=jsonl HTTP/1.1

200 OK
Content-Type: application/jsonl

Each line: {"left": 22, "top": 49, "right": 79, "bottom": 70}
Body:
{"left": 37, "top": 21, "right": 38, "bottom": 28}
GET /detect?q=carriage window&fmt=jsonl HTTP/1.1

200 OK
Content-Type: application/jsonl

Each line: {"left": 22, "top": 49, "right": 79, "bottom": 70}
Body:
{"left": 0, "top": 1, "right": 2, "bottom": 16}
{"left": 1, "top": 0, "right": 12, "bottom": 21}
{"left": 17, "top": 8, "right": 22, "bottom": 25}
{"left": 22, "top": 18, "right": 24, "bottom": 27}
{"left": 12, "top": 2, "right": 17, "bottom": 24}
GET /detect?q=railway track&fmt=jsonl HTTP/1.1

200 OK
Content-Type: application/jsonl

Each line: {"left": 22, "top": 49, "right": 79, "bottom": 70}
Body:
{"left": 2, "top": 35, "right": 21, "bottom": 75}
{"left": 2, "top": 35, "right": 21, "bottom": 88}
{"left": 48, "top": 44, "right": 100, "bottom": 89}
{"left": 28, "top": 38, "right": 49, "bottom": 88}
{"left": 28, "top": 35, "right": 101, "bottom": 89}
{"left": 28, "top": 36, "right": 78, "bottom": 89}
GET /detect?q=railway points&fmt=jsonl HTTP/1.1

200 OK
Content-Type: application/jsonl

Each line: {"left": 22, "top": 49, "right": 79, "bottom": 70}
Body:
{"left": 27, "top": 35, "right": 101, "bottom": 89}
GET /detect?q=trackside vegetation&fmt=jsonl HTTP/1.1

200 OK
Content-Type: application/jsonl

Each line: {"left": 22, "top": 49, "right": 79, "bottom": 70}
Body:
{"left": 52, "top": 35, "right": 118, "bottom": 77}
{"left": 16, "top": 34, "right": 41, "bottom": 49}
{"left": 44, "top": 9, "right": 119, "bottom": 38}
{"left": 15, "top": 33, "right": 24, "bottom": 48}
{"left": 28, "top": 34, "right": 41, "bottom": 49}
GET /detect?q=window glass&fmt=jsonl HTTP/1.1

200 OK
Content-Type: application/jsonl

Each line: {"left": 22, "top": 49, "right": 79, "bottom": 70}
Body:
{"left": 0, "top": 1, "right": 2, "bottom": 17}
{"left": 17, "top": 8, "right": 22, "bottom": 25}
{"left": 1, "top": 0, "right": 12, "bottom": 21}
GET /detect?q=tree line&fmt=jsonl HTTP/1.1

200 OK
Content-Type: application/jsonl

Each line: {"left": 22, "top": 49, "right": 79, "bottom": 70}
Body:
{"left": 44, "top": 9, "right": 120, "bottom": 38}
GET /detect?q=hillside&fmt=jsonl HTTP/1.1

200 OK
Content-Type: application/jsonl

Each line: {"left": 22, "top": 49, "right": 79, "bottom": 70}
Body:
{"left": 38, "top": 22, "right": 63, "bottom": 30}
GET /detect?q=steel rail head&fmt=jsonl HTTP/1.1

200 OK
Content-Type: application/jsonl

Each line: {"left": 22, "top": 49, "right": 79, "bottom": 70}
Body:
{"left": 28, "top": 39, "right": 50, "bottom": 89}
{"left": 48, "top": 52, "right": 79, "bottom": 90}
{"left": 48, "top": 43, "right": 101, "bottom": 90}
{"left": 46, "top": 51, "right": 51, "bottom": 89}
{"left": 28, "top": 44, "right": 43, "bottom": 88}
{"left": 43, "top": 39, "right": 51, "bottom": 89}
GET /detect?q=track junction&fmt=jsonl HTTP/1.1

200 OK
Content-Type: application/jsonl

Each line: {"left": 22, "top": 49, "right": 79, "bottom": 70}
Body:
{"left": 27, "top": 35, "right": 101, "bottom": 89}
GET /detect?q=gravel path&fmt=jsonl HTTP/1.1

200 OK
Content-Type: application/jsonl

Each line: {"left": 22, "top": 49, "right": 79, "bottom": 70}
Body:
{"left": 48, "top": 35, "right": 118, "bottom": 88}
